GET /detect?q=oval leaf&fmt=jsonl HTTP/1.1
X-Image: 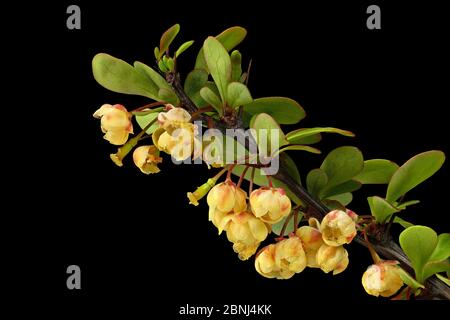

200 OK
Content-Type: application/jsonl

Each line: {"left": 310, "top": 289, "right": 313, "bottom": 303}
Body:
{"left": 200, "top": 86, "right": 223, "bottom": 114}
{"left": 175, "top": 40, "right": 194, "bottom": 58}
{"left": 399, "top": 226, "right": 438, "bottom": 283}
{"left": 320, "top": 180, "right": 361, "bottom": 199}
{"left": 203, "top": 37, "right": 231, "bottom": 104}
{"left": 136, "top": 112, "right": 160, "bottom": 134}
{"left": 386, "top": 151, "right": 445, "bottom": 203}
{"left": 320, "top": 146, "right": 364, "bottom": 188}
{"left": 159, "top": 24, "right": 180, "bottom": 59}
{"left": 242, "top": 97, "right": 306, "bottom": 125}
{"left": 184, "top": 69, "right": 209, "bottom": 108}
{"left": 368, "top": 196, "right": 399, "bottom": 223}
{"left": 227, "top": 82, "right": 253, "bottom": 108}
{"left": 306, "top": 168, "right": 328, "bottom": 198}
{"left": 326, "top": 193, "right": 353, "bottom": 206}
{"left": 92, "top": 53, "right": 159, "bottom": 100}
{"left": 195, "top": 26, "right": 247, "bottom": 70}
{"left": 286, "top": 127, "right": 354, "bottom": 144}
{"left": 231, "top": 50, "right": 242, "bottom": 81}
{"left": 354, "top": 159, "right": 399, "bottom": 184}
{"left": 250, "top": 113, "right": 288, "bottom": 155}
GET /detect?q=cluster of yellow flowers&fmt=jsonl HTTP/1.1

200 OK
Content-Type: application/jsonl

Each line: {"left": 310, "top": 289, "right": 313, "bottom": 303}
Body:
{"left": 207, "top": 181, "right": 291, "bottom": 260}
{"left": 93, "top": 104, "right": 199, "bottom": 173}
{"left": 255, "top": 209, "right": 357, "bottom": 279}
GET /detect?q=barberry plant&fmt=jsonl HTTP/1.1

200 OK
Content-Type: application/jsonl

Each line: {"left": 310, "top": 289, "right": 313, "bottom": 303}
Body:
{"left": 92, "top": 24, "right": 450, "bottom": 299}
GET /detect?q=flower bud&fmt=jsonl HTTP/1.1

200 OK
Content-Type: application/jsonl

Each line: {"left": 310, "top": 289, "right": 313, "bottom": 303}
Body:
{"left": 316, "top": 244, "right": 349, "bottom": 275}
{"left": 132, "top": 145, "right": 162, "bottom": 174}
{"left": 207, "top": 181, "right": 247, "bottom": 219}
{"left": 320, "top": 210, "right": 357, "bottom": 246}
{"left": 250, "top": 187, "right": 291, "bottom": 224}
{"left": 93, "top": 104, "right": 133, "bottom": 145}
{"left": 274, "top": 236, "right": 307, "bottom": 276}
{"left": 296, "top": 226, "right": 324, "bottom": 268}
{"left": 187, "top": 178, "right": 217, "bottom": 206}
{"left": 362, "top": 262, "right": 403, "bottom": 297}
{"left": 219, "top": 212, "right": 270, "bottom": 260}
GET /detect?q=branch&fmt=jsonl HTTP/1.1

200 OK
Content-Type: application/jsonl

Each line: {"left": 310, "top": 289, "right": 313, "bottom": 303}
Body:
{"left": 274, "top": 165, "right": 450, "bottom": 300}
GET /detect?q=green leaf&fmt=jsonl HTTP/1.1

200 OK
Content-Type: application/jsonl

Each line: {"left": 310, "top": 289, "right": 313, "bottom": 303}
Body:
{"left": 320, "top": 180, "right": 361, "bottom": 199}
{"left": 436, "top": 273, "right": 450, "bottom": 286}
{"left": 195, "top": 26, "right": 247, "bottom": 70}
{"left": 272, "top": 212, "right": 303, "bottom": 236}
{"left": 368, "top": 196, "right": 400, "bottom": 223}
{"left": 422, "top": 260, "right": 450, "bottom": 282}
{"left": 231, "top": 50, "right": 242, "bottom": 81}
{"left": 354, "top": 159, "right": 399, "bottom": 184}
{"left": 274, "top": 145, "right": 321, "bottom": 157}
{"left": 200, "top": 86, "right": 223, "bottom": 114}
{"left": 158, "top": 59, "right": 169, "bottom": 72}
{"left": 290, "top": 133, "right": 322, "bottom": 145}
{"left": 136, "top": 112, "right": 160, "bottom": 134}
{"left": 399, "top": 226, "right": 438, "bottom": 283}
{"left": 326, "top": 193, "right": 353, "bottom": 206}
{"left": 184, "top": 69, "right": 209, "bottom": 108}
{"left": 322, "top": 199, "right": 346, "bottom": 211}
{"left": 250, "top": 113, "right": 289, "bottom": 156}
{"left": 158, "top": 88, "right": 177, "bottom": 103}
{"left": 242, "top": 97, "right": 306, "bottom": 125}
{"left": 320, "top": 146, "right": 364, "bottom": 188}
{"left": 386, "top": 151, "right": 445, "bottom": 203}
{"left": 429, "top": 233, "right": 450, "bottom": 262}
{"left": 398, "top": 268, "right": 425, "bottom": 292}
{"left": 175, "top": 40, "right": 194, "bottom": 58}
{"left": 154, "top": 47, "right": 160, "bottom": 60}
{"left": 203, "top": 36, "right": 232, "bottom": 105}
{"left": 286, "top": 127, "right": 354, "bottom": 144}
{"left": 226, "top": 82, "right": 252, "bottom": 108}
{"left": 306, "top": 168, "right": 328, "bottom": 198}
{"left": 395, "top": 200, "right": 420, "bottom": 210}
{"left": 159, "top": 24, "right": 180, "bottom": 59}
{"left": 394, "top": 216, "right": 414, "bottom": 228}
{"left": 92, "top": 53, "right": 159, "bottom": 100}
{"left": 279, "top": 153, "right": 302, "bottom": 186}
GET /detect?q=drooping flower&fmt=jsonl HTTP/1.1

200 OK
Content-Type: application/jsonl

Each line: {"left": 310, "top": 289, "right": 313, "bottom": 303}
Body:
{"left": 316, "top": 244, "right": 349, "bottom": 275}
{"left": 93, "top": 104, "right": 133, "bottom": 145}
{"left": 362, "top": 261, "right": 403, "bottom": 297}
{"left": 219, "top": 212, "right": 270, "bottom": 260}
{"left": 296, "top": 225, "right": 324, "bottom": 268}
{"left": 207, "top": 181, "right": 247, "bottom": 227}
{"left": 320, "top": 210, "right": 357, "bottom": 246}
{"left": 132, "top": 145, "right": 162, "bottom": 174}
{"left": 249, "top": 187, "right": 291, "bottom": 224}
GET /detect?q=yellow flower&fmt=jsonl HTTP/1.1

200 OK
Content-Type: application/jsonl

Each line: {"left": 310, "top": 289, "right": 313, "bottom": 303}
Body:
{"left": 153, "top": 124, "right": 200, "bottom": 161}
{"left": 320, "top": 210, "right": 357, "bottom": 246}
{"left": 249, "top": 187, "right": 291, "bottom": 224}
{"left": 362, "top": 261, "right": 403, "bottom": 297}
{"left": 93, "top": 104, "right": 133, "bottom": 145}
{"left": 157, "top": 106, "right": 191, "bottom": 132}
{"left": 132, "top": 145, "right": 162, "bottom": 174}
{"left": 296, "top": 226, "right": 324, "bottom": 268}
{"left": 219, "top": 212, "right": 270, "bottom": 260}
{"left": 255, "top": 236, "right": 306, "bottom": 279}
{"left": 316, "top": 244, "right": 349, "bottom": 275}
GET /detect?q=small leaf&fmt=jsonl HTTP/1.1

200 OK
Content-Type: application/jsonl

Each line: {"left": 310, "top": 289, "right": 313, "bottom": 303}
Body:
{"left": 320, "top": 180, "right": 361, "bottom": 199}
{"left": 250, "top": 113, "right": 289, "bottom": 156}
{"left": 436, "top": 273, "right": 450, "bottom": 286}
{"left": 272, "top": 212, "right": 303, "bottom": 236}
{"left": 175, "top": 40, "right": 194, "bottom": 58}
{"left": 203, "top": 37, "right": 232, "bottom": 104}
{"left": 226, "top": 82, "right": 253, "bottom": 108}
{"left": 386, "top": 151, "right": 445, "bottom": 203}
{"left": 398, "top": 268, "right": 425, "bottom": 292}
{"left": 136, "top": 112, "right": 160, "bottom": 134}
{"left": 428, "top": 233, "right": 450, "bottom": 262}
{"left": 399, "top": 226, "right": 438, "bottom": 283}
{"left": 154, "top": 47, "right": 160, "bottom": 60}
{"left": 396, "top": 200, "right": 420, "bottom": 210}
{"left": 159, "top": 24, "right": 180, "bottom": 59}
{"left": 326, "top": 193, "right": 353, "bottom": 206}
{"left": 320, "top": 146, "right": 364, "bottom": 188}
{"left": 290, "top": 133, "right": 322, "bottom": 145}
{"left": 184, "top": 69, "right": 209, "bottom": 108}
{"left": 274, "top": 145, "right": 321, "bottom": 157}
{"left": 200, "top": 86, "right": 223, "bottom": 114}
{"left": 195, "top": 26, "right": 247, "bottom": 70}
{"left": 368, "top": 196, "right": 399, "bottom": 223}
{"left": 354, "top": 159, "right": 399, "bottom": 184}
{"left": 286, "top": 127, "right": 354, "bottom": 144}
{"left": 231, "top": 50, "right": 242, "bottom": 81}
{"left": 92, "top": 53, "right": 159, "bottom": 100}
{"left": 306, "top": 168, "right": 328, "bottom": 198}
{"left": 394, "top": 216, "right": 414, "bottom": 228}
{"left": 242, "top": 97, "right": 305, "bottom": 125}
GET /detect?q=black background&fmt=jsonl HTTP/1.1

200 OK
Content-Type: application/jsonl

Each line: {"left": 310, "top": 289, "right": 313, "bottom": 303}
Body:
{"left": 12, "top": 0, "right": 449, "bottom": 315}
